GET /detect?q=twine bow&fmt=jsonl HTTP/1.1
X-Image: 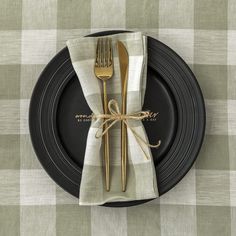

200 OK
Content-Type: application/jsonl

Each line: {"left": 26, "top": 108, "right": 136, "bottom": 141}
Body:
{"left": 93, "top": 99, "right": 161, "bottom": 159}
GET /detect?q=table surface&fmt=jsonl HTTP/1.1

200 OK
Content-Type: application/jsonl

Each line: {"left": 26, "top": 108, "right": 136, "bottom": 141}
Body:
{"left": 0, "top": 0, "right": 236, "bottom": 235}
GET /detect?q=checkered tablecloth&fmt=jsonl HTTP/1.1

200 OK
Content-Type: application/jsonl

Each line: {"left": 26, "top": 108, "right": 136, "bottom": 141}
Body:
{"left": 0, "top": 0, "right": 235, "bottom": 235}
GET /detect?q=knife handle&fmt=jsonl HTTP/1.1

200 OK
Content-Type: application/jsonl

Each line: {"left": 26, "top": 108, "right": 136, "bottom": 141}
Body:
{"left": 121, "top": 121, "right": 127, "bottom": 192}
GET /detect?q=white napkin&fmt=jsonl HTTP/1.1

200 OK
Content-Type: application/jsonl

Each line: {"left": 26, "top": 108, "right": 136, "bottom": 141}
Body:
{"left": 66, "top": 32, "right": 158, "bottom": 205}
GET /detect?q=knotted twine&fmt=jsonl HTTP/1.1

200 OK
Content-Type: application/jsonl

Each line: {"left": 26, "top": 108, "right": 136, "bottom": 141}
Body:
{"left": 93, "top": 99, "right": 161, "bottom": 160}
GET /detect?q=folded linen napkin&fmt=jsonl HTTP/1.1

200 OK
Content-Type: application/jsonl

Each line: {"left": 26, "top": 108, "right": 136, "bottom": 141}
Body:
{"left": 66, "top": 32, "right": 158, "bottom": 205}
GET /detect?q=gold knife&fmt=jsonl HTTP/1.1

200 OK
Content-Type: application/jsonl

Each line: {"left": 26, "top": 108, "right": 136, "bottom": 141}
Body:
{"left": 117, "top": 41, "right": 129, "bottom": 192}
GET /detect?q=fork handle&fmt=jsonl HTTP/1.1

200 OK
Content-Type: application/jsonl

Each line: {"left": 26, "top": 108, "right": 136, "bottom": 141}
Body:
{"left": 103, "top": 81, "right": 110, "bottom": 191}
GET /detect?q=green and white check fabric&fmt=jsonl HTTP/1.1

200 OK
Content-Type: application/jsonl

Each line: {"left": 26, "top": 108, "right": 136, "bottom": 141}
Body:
{"left": 1, "top": 0, "right": 236, "bottom": 235}
{"left": 66, "top": 32, "right": 158, "bottom": 205}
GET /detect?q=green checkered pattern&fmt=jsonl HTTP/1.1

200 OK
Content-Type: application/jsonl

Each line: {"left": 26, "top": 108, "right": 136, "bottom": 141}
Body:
{"left": 0, "top": 0, "right": 235, "bottom": 235}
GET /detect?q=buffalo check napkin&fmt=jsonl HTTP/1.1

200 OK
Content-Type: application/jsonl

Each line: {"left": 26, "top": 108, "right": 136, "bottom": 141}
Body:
{"left": 66, "top": 32, "right": 158, "bottom": 205}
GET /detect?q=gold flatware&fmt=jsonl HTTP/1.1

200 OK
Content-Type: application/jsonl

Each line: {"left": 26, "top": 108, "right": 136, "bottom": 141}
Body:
{"left": 94, "top": 38, "right": 113, "bottom": 191}
{"left": 117, "top": 41, "right": 129, "bottom": 192}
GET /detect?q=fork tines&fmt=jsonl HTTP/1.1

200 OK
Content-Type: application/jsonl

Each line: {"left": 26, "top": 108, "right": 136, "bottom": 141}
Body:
{"left": 95, "top": 38, "right": 112, "bottom": 67}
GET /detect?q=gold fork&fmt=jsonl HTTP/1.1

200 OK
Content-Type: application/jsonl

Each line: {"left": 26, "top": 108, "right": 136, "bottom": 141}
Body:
{"left": 94, "top": 38, "right": 113, "bottom": 191}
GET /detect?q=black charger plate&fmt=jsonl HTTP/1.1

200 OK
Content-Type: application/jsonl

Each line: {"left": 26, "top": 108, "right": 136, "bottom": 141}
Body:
{"left": 29, "top": 31, "right": 205, "bottom": 207}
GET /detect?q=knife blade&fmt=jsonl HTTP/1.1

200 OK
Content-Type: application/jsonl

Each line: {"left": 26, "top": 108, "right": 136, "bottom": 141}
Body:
{"left": 117, "top": 40, "right": 129, "bottom": 192}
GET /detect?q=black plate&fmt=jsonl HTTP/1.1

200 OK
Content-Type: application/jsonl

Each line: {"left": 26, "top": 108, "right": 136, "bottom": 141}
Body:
{"left": 29, "top": 31, "right": 205, "bottom": 207}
